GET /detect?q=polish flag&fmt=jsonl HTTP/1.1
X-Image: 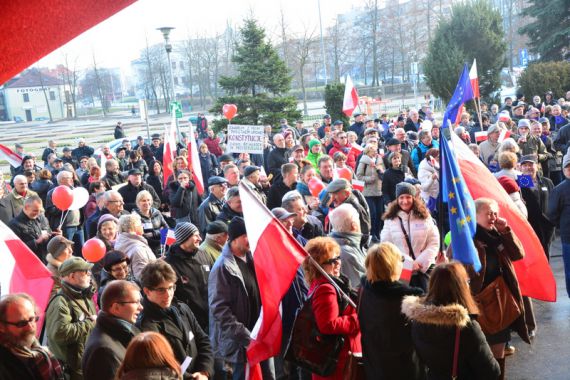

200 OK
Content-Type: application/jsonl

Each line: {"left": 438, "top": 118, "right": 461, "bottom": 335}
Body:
{"left": 0, "top": 144, "right": 23, "bottom": 168}
{"left": 352, "top": 179, "right": 365, "bottom": 192}
{"left": 0, "top": 221, "right": 54, "bottom": 336}
{"left": 399, "top": 254, "right": 414, "bottom": 283}
{"left": 450, "top": 132, "right": 556, "bottom": 301}
{"left": 187, "top": 122, "right": 204, "bottom": 196}
{"left": 343, "top": 74, "right": 359, "bottom": 117}
{"left": 162, "top": 114, "right": 177, "bottom": 187}
{"left": 475, "top": 131, "right": 488, "bottom": 142}
{"left": 469, "top": 59, "right": 480, "bottom": 99}
{"left": 100, "top": 153, "right": 107, "bottom": 178}
{"left": 239, "top": 182, "right": 308, "bottom": 377}
{"left": 349, "top": 143, "right": 364, "bottom": 157}
{"left": 498, "top": 129, "right": 511, "bottom": 143}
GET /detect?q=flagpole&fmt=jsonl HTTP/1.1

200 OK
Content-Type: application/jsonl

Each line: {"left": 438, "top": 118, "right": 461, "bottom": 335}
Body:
{"left": 473, "top": 98, "right": 483, "bottom": 130}
{"left": 438, "top": 125, "right": 449, "bottom": 254}
{"left": 238, "top": 183, "right": 357, "bottom": 309}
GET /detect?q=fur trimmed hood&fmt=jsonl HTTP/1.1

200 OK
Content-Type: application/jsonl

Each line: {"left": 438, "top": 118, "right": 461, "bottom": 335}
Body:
{"left": 401, "top": 295, "right": 470, "bottom": 328}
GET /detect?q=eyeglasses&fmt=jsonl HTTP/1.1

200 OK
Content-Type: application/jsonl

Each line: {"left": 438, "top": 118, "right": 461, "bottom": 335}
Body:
{"left": 1, "top": 315, "right": 40, "bottom": 328}
{"left": 116, "top": 299, "right": 142, "bottom": 305}
{"left": 149, "top": 285, "right": 176, "bottom": 294}
{"left": 322, "top": 256, "right": 341, "bottom": 266}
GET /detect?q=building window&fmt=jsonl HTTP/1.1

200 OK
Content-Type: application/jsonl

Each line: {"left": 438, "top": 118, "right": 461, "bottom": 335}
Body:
{"left": 174, "top": 77, "right": 179, "bottom": 85}
{"left": 49, "top": 91, "right": 56, "bottom": 100}
{"left": 23, "top": 93, "right": 29, "bottom": 102}
{"left": 172, "top": 61, "right": 176, "bottom": 70}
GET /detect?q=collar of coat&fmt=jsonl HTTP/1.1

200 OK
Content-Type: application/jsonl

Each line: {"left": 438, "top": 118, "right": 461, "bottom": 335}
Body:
{"left": 401, "top": 295, "right": 470, "bottom": 328}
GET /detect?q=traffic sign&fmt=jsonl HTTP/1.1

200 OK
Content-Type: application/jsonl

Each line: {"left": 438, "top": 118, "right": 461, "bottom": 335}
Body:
{"left": 170, "top": 101, "right": 183, "bottom": 118}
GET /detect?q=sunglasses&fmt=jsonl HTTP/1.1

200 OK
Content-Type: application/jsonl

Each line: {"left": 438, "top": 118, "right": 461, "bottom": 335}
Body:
{"left": 323, "top": 256, "right": 341, "bottom": 266}
{"left": 2, "top": 315, "right": 40, "bottom": 328}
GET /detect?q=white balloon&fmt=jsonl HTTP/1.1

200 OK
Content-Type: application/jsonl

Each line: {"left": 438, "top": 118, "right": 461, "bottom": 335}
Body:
{"left": 68, "top": 187, "right": 89, "bottom": 211}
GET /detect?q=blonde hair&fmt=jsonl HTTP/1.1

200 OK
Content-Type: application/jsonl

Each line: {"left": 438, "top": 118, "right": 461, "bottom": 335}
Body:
{"left": 365, "top": 242, "right": 402, "bottom": 282}
{"left": 135, "top": 190, "right": 153, "bottom": 206}
{"left": 118, "top": 214, "right": 142, "bottom": 233}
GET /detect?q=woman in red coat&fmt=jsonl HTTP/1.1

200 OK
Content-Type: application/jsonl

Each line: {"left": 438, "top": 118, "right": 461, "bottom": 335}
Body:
{"left": 303, "top": 237, "right": 361, "bottom": 380}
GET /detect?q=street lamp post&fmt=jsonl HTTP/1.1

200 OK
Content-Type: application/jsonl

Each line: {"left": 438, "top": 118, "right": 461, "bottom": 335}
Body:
{"left": 157, "top": 26, "right": 180, "bottom": 138}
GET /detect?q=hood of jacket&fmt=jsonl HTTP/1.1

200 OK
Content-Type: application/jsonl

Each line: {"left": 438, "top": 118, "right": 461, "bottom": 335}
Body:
{"left": 114, "top": 232, "right": 149, "bottom": 252}
{"left": 401, "top": 295, "right": 470, "bottom": 328}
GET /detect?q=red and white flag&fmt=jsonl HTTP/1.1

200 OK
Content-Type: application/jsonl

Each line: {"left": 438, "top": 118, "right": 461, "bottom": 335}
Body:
{"left": 498, "top": 129, "right": 511, "bottom": 143}
{"left": 450, "top": 132, "right": 556, "bottom": 301}
{"left": 475, "top": 131, "right": 488, "bottom": 142}
{"left": 239, "top": 183, "right": 308, "bottom": 378}
{"left": 162, "top": 114, "right": 177, "bottom": 187}
{"left": 187, "top": 122, "right": 204, "bottom": 196}
{"left": 0, "top": 221, "right": 54, "bottom": 335}
{"left": 343, "top": 74, "right": 359, "bottom": 117}
{"left": 399, "top": 254, "right": 414, "bottom": 283}
{"left": 352, "top": 179, "right": 365, "bottom": 192}
{"left": 469, "top": 59, "right": 480, "bottom": 99}
{"left": 349, "top": 142, "right": 364, "bottom": 157}
{"left": 0, "top": 144, "right": 23, "bottom": 168}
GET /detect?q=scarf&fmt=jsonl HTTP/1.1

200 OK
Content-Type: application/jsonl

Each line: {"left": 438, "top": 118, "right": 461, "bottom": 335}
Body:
{"left": 0, "top": 338, "right": 64, "bottom": 380}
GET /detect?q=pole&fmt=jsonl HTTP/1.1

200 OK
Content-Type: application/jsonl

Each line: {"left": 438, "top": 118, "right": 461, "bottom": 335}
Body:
{"left": 317, "top": 0, "right": 327, "bottom": 86}
{"left": 473, "top": 97, "right": 482, "bottom": 129}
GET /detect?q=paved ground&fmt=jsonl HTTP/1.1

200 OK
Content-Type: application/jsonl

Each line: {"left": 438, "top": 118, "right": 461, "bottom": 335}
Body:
{"left": 508, "top": 237, "right": 569, "bottom": 379}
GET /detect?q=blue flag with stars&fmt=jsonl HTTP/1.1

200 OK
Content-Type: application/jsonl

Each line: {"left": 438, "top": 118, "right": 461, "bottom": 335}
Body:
{"left": 441, "top": 64, "right": 474, "bottom": 130}
{"left": 441, "top": 134, "right": 481, "bottom": 271}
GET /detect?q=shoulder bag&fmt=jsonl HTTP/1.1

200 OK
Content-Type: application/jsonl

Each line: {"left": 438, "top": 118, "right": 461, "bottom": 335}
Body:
{"left": 398, "top": 216, "right": 433, "bottom": 291}
{"left": 474, "top": 275, "right": 521, "bottom": 335}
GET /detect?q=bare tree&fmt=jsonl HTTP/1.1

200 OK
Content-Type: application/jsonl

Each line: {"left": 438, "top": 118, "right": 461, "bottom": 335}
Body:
{"left": 61, "top": 54, "right": 79, "bottom": 118}
{"left": 36, "top": 68, "right": 54, "bottom": 122}
{"left": 291, "top": 27, "right": 317, "bottom": 115}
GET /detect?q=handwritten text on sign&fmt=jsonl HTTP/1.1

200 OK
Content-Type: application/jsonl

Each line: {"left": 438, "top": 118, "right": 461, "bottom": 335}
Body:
{"left": 226, "top": 124, "right": 265, "bottom": 154}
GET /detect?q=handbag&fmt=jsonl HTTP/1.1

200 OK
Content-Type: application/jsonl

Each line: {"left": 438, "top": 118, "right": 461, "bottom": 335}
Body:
{"left": 474, "top": 275, "right": 521, "bottom": 335}
{"left": 284, "top": 285, "right": 345, "bottom": 376}
{"left": 343, "top": 289, "right": 365, "bottom": 380}
{"left": 398, "top": 216, "right": 433, "bottom": 291}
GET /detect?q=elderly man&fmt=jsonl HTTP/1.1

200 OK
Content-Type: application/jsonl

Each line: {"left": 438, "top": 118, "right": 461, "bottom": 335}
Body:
{"left": 165, "top": 222, "right": 214, "bottom": 332}
{"left": 46, "top": 257, "right": 97, "bottom": 380}
{"left": 71, "top": 138, "right": 94, "bottom": 162}
{"left": 411, "top": 130, "right": 439, "bottom": 170}
{"left": 267, "top": 163, "right": 298, "bottom": 210}
{"left": 88, "top": 190, "right": 129, "bottom": 238}
{"left": 149, "top": 134, "right": 164, "bottom": 161}
{"left": 479, "top": 124, "right": 502, "bottom": 167}
{"left": 328, "top": 203, "right": 365, "bottom": 288}
{"left": 516, "top": 119, "right": 547, "bottom": 166}
{"left": 0, "top": 293, "right": 65, "bottom": 379}
{"left": 0, "top": 174, "right": 38, "bottom": 224}
{"left": 82, "top": 280, "right": 142, "bottom": 380}
{"left": 216, "top": 186, "right": 244, "bottom": 224}
{"left": 240, "top": 166, "right": 268, "bottom": 205}
{"left": 118, "top": 168, "right": 160, "bottom": 211}
{"left": 199, "top": 220, "right": 229, "bottom": 262}
{"left": 349, "top": 112, "right": 365, "bottom": 142}
{"left": 46, "top": 171, "right": 84, "bottom": 253}
{"left": 41, "top": 140, "right": 57, "bottom": 166}
{"left": 383, "top": 138, "right": 414, "bottom": 175}
{"left": 101, "top": 158, "right": 126, "bottom": 188}
{"left": 267, "top": 133, "right": 289, "bottom": 178}
{"left": 326, "top": 178, "right": 371, "bottom": 248}
{"left": 404, "top": 109, "right": 422, "bottom": 132}
{"left": 198, "top": 176, "right": 228, "bottom": 235}
{"left": 209, "top": 217, "right": 274, "bottom": 380}
{"left": 282, "top": 190, "right": 324, "bottom": 241}
{"left": 9, "top": 195, "right": 58, "bottom": 263}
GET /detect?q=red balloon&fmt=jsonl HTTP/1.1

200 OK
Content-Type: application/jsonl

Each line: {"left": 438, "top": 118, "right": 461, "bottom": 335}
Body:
{"left": 52, "top": 185, "right": 74, "bottom": 211}
{"left": 222, "top": 104, "right": 237, "bottom": 120}
{"left": 82, "top": 238, "right": 106, "bottom": 263}
{"left": 336, "top": 168, "right": 352, "bottom": 181}
{"left": 308, "top": 177, "right": 325, "bottom": 197}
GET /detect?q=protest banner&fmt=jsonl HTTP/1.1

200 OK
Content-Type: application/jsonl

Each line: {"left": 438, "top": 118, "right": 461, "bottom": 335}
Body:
{"left": 226, "top": 124, "right": 265, "bottom": 154}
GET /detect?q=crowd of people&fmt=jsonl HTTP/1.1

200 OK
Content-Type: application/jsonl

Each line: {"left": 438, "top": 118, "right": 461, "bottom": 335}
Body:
{"left": 1, "top": 90, "right": 570, "bottom": 380}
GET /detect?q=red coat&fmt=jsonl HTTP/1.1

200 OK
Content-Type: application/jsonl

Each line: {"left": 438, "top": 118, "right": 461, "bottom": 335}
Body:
{"left": 328, "top": 141, "right": 357, "bottom": 171}
{"left": 203, "top": 137, "right": 223, "bottom": 157}
{"left": 310, "top": 276, "right": 361, "bottom": 380}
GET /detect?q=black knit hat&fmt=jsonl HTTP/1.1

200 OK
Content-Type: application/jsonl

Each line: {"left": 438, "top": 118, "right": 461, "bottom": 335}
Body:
{"left": 175, "top": 222, "right": 200, "bottom": 244}
{"left": 103, "top": 250, "right": 130, "bottom": 272}
{"left": 228, "top": 217, "right": 247, "bottom": 241}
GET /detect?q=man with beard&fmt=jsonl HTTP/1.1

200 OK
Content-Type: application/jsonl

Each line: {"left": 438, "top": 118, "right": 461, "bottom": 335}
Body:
{"left": 0, "top": 294, "right": 64, "bottom": 379}
{"left": 101, "top": 159, "right": 126, "bottom": 188}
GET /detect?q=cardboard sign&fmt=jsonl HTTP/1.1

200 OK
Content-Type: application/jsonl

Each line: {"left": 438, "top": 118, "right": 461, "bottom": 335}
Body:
{"left": 226, "top": 124, "right": 265, "bottom": 154}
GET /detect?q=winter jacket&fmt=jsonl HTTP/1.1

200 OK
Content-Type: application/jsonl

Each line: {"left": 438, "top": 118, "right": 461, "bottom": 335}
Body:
{"left": 266, "top": 179, "right": 296, "bottom": 210}
{"left": 358, "top": 279, "right": 425, "bottom": 380}
{"left": 30, "top": 178, "right": 53, "bottom": 205}
{"left": 101, "top": 171, "right": 126, "bottom": 188}
{"left": 349, "top": 121, "right": 365, "bottom": 141}
{"left": 45, "top": 187, "right": 81, "bottom": 230}
{"left": 521, "top": 175, "right": 555, "bottom": 252}
{"left": 267, "top": 146, "right": 288, "bottom": 177}
{"left": 114, "top": 125, "right": 125, "bottom": 139}
{"left": 547, "top": 178, "right": 570, "bottom": 243}
{"left": 126, "top": 159, "right": 149, "bottom": 177}
{"left": 82, "top": 311, "right": 140, "bottom": 380}
{"left": 335, "top": 192, "right": 371, "bottom": 243}
{"left": 165, "top": 243, "right": 214, "bottom": 332}
{"left": 45, "top": 281, "right": 96, "bottom": 380}
{"left": 197, "top": 193, "right": 224, "bottom": 236}
{"left": 132, "top": 207, "right": 168, "bottom": 257}
{"left": 0, "top": 189, "right": 38, "bottom": 225}
{"left": 119, "top": 368, "right": 180, "bottom": 380}
{"left": 478, "top": 140, "right": 501, "bottom": 167}
{"left": 118, "top": 181, "right": 161, "bottom": 212}
{"left": 241, "top": 177, "right": 267, "bottom": 205}
{"left": 402, "top": 296, "right": 500, "bottom": 380}
{"left": 199, "top": 152, "right": 219, "bottom": 187}
{"left": 516, "top": 135, "right": 548, "bottom": 163}
{"left": 168, "top": 181, "right": 200, "bottom": 223}
{"left": 216, "top": 203, "right": 243, "bottom": 225}
{"left": 381, "top": 168, "right": 405, "bottom": 205}
{"left": 208, "top": 244, "right": 257, "bottom": 363}
{"left": 356, "top": 154, "right": 383, "bottom": 197}
{"left": 417, "top": 159, "right": 439, "bottom": 205}
{"left": 329, "top": 140, "right": 357, "bottom": 170}
{"left": 114, "top": 232, "right": 157, "bottom": 279}
{"left": 411, "top": 140, "right": 439, "bottom": 170}
{"left": 330, "top": 231, "right": 366, "bottom": 288}
{"left": 309, "top": 276, "right": 361, "bottom": 380}
{"left": 146, "top": 173, "right": 165, "bottom": 203}
{"left": 137, "top": 299, "right": 214, "bottom": 378}
{"left": 71, "top": 145, "right": 94, "bottom": 162}
{"left": 306, "top": 151, "right": 323, "bottom": 172}
{"left": 203, "top": 136, "right": 223, "bottom": 157}
{"left": 381, "top": 210, "right": 439, "bottom": 272}
{"left": 199, "top": 238, "right": 224, "bottom": 263}
{"left": 0, "top": 343, "right": 64, "bottom": 380}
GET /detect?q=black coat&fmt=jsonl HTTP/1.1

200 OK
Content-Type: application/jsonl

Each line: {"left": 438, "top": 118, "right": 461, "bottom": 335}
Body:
{"left": 114, "top": 125, "right": 126, "bottom": 139}
{"left": 137, "top": 299, "right": 214, "bottom": 378}
{"left": 358, "top": 279, "right": 425, "bottom": 380}
{"left": 146, "top": 173, "right": 164, "bottom": 203}
{"left": 8, "top": 211, "right": 51, "bottom": 262}
{"left": 382, "top": 168, "right": 405, "bottom": 205}
{"left": 118, "top": 181, "right": 161, "bottom": 212}
{"left": 521, "top": 175, "right": 555, "bottom": 255}
{"left": 168, "top": 181, "right": 200, "bottom": 223}
{"left": 267, "top": 147, "right": 288, "bottom": 178}
{"left": 82, "top": 312, "right": 140, "bottom": 380}
{"left": 71, "top": 145, "right": 94, "bottom": 162}
{"left": 266, "top": 179, "right": 296, "bottom": 210}
{"left": 215, "top": 202, "right": 243, "bottom": 225}
{"left": 30, "top": 178, "right": 53, "bottom": 206}
{"left": 199, "top": 152, "right": 218, "bottom": 188}
{"left": 165, "top": 243, "right": 214, "bottom": 332}
{"left": 197, "top": 193, "right": 224, "bottom": 235}
{"left": 402, "top": 296, "right": 500, "bottom": 380}
{"left": 101, "top": 172, "right": 126, "bottom": 188}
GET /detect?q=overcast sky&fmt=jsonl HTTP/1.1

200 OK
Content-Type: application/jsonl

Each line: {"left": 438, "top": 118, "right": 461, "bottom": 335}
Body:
{"left": 37, "top": 0, "right": 359, "bottom": 73}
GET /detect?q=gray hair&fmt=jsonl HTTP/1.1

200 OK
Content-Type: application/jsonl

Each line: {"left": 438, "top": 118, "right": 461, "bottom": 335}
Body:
{"left": 118, "top": 214, "right": 141, "bottom": 233}
{"left": 104, "top": 190, "right": 122, "bottom": 204}
{"left": 329, "top": 204, "right": 360, "bottom": 233}
{"left": 56, "top": 170, "right": 73, "bottom": 183}
{"left": 13, "top": 174, "right": 27, "bottom": 185}
{"left": 225, "top": 186, "right": 240, "bottom": 201}
{"left": 281, "top": 190, "right": 303, "bottom": 212}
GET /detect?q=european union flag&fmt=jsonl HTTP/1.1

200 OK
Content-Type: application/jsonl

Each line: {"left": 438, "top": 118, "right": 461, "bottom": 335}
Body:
{"left": 442, "top": 64, "right": 474, "bottom": 130}
{"left": 517, "top": 174, "right": 534, "bottom": 188}
{"left": 441, "top": 134, "right": 481, "bottom": 271}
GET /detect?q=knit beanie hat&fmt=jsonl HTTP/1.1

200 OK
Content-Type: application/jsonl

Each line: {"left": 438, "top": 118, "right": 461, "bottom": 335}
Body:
{"left": 174, "top": 222, "right": 199, "bottom": 244}
{"left": 308, "top": 139, "right": 321, "bottom": 150}
{"left": 395, "top": 182, "right": 417, "bottom": 198}
{"left": 228, "top": 217, "right": 247, "bottom": 241}
{"left": 97, "top": 214, "right": 119, "bottom": 231}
